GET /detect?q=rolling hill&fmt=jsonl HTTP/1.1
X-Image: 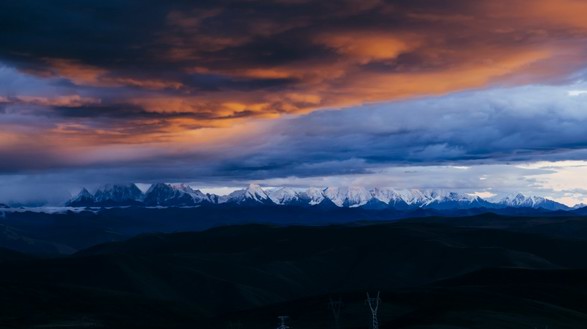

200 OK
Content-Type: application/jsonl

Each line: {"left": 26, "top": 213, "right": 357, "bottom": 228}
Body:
{"left": 1, "top": 220, "right": 587, "bottom": 327}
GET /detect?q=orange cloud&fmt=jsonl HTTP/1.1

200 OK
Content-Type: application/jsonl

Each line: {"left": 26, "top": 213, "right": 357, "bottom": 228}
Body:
{"left": 6, "top": 0, "right": 587, "bottom": 151}
{"left": 44, "top": 58, "right": 183, "bottom": 90}
{"left": 488, "top": 0, "right": 587, "bottom": 30}
{"left": 314, "top": 31, "right": 417, "bottom": 63}
{"left": 14, "top": 95, "right": 102, "bottom": 107}
{"left": 327, "top": 47, "right": 554, "bottom": 108}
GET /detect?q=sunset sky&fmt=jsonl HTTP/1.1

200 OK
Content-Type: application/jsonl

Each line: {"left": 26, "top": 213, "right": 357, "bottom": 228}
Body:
{"left": 2, "top": 0, "right": 587, "bottom": 205}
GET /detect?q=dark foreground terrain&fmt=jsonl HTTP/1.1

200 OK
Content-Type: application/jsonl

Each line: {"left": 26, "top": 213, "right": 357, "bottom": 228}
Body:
{"left": 2, "top": 214, "right": 587, "bottom": 328}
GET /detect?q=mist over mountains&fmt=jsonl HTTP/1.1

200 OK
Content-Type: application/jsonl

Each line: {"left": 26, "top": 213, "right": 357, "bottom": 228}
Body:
{"left": 62, "top": 183, "right": 573, "bottom": 211}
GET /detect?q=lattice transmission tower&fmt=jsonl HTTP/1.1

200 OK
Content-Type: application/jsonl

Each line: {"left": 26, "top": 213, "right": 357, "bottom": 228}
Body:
{"left": 227, "top": 321, "right": 242, "bottom": 329}
{"left": 366, "top": 292, "right": 381, "bottom": 329}
{"left": 276, "top": 315, "right": 290, "bottom": 329}
{"left": 328, "top": 297, "right": 343, "bottom": 329}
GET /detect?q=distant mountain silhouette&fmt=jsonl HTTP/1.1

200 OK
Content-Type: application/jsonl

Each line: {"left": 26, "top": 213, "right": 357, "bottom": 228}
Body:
{"left": 63, "top": 183, "right": 572, "bottom": 212}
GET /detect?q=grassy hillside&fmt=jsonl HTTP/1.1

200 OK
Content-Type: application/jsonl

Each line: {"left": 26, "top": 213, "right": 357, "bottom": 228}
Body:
{"left": 1, "top": 221, "right": 587, "bottom": 327}
{"left": 0, "top": 208, "right": 585, "bottom": 256}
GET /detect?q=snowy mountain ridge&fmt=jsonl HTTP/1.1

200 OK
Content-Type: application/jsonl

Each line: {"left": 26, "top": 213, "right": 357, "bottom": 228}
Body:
{"left": 64, "top": 183, "right": 572, "bottom": 210}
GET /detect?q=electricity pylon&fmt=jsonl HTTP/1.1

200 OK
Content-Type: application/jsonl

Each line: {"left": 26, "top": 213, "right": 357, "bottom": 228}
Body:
{"left": 328, "top": 297, "right": 343, "bottom": 329}
{"left": 276, "top": 315, "right": 290, "bottom": 329}
{"left": 227, "top": 321, "right": 242, "bottom": 329}
{"left": 366, "top": 292, "right": 381, "bottom": 329}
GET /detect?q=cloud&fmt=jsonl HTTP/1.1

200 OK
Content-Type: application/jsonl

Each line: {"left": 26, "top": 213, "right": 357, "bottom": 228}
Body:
{"left": 205, "top": 83, "right": 587, "bottom": 181}
{"left": 1, "top": 0, "right": 587, "bottom": 142}
{"left": 313, "top": 30, "right": 416, "bottom": 63}
{"left": 11, "top": 95, "right": 101, "bottom": 107}
{"left": 4, "top": 82, "right": 587, "bottom": 182}
{"left": 3, "top": 81, "right": 587, "bottom": 177}
{"left": 2, "top": 1, "right": 587, "bottom": 204}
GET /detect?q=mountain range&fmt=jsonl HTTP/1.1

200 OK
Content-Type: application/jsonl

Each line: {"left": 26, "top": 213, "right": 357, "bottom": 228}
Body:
{"left": 63, "top": 183, "right": 573, "bottom": 211}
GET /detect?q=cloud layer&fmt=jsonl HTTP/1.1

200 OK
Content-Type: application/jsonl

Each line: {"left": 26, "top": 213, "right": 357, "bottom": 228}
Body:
{"left": 2, "top": 1, "right": 587, "bottom": 203}
{"left": 3, "top": 84, "right": 587, "bottom": 204}
{"left": 2, "top": 0, "right": 587, "bottom": 142}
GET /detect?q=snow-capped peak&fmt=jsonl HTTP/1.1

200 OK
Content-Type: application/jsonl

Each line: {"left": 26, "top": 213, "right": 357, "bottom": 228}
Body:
{"left": 169, "top": 183, "right": 207, "bottom": 201}
{"left": 226, "top": 184, "right": 272, "bottom": 204}
{"left": 498, "top": 193, "right": 568, "bottom": 211}
{"left": 144, "top": 183, "right": 208, "bottom": 206}
{"left": 369, "top": 187, "right": 402, "bottom": 204}
{"left": 65, "top": 188, "right": 94, "bottom": 206}
{"left": 60, "top": 182, "right": 574, "bottom": 211}
{"left": 427, "top": 190, "right": 478, "bottom": 203}
{"left": 269, "top": 187, "right": 303, "bottom": 204}
{"left": 323, "top": 186, "right": 372, "bottom": 207}
{"left": 93, "top": 183, "right": 143, "bottom": 203}
{"left": 244, "top": 184, "right": 270, "bottom": 201}
{"left": 500, "top": 193, "right": 543, "bottom": 207}
{"left": 74, "top": 188, "right": 92, "bottom": 200}
{"left": 169, "top": 183, "right": 194, "bottom": 193}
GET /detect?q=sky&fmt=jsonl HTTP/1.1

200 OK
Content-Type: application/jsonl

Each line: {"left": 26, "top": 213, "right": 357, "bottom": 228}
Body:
{"left": 2, "top": 0, "right": 587, "bottom": 205}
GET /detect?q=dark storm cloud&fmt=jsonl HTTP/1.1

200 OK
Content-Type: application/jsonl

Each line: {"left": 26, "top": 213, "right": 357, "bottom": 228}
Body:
{"left": 0, "top": 0, "right": 170, "bottom": 67}
{"left": 2, "top": 0, "right": 587, "bottom": 128}
{"left": 50, "top": 103, "right": 260, "bottom": 121}
{"left": 0, "top": 0, "right": 308, "bottom": 90}
{"left": 4, "top": 84, "right": 587, "bottom": 181}
{"left": 12, "top": 84, "right": 586, "bottom": 181}
{"left": 210, "top": 85, "right": 587, "bottom": 179}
